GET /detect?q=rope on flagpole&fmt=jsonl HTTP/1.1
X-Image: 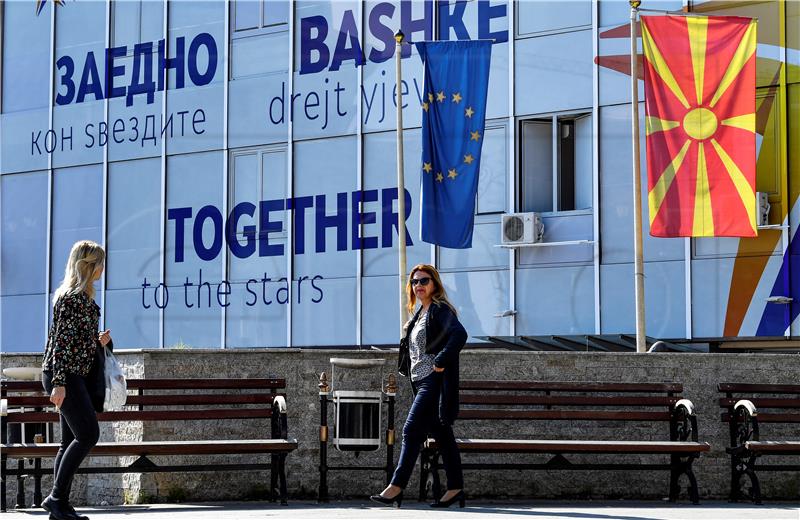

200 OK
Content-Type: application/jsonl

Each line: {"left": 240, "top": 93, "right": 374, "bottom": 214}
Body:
{"left": 630, "top": 0, "right": 647, "bottom": 353}
{"left": 395, "top": 30, "right": 409, "bottom": 337}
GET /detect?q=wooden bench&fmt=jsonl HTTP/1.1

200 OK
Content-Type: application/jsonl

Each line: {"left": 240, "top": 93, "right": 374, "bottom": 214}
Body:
{"left": 0, "top": 378, "right": 298, "bottom": 510}
{"left": 420, "top": 381, "right": 710, "bottom": 503}
{"left": 719, "top": 382, "right": 800, "bottom": 504}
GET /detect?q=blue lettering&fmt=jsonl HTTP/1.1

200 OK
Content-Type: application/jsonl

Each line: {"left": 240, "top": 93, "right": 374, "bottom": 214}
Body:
{"left": 368, "top": 3, "right": 396, "bottom": 63}
{"left": 187, "top": 33, "right": 217, "bottom": 86}
{"left": 158, "top": 37, "right": 186, "bottom": 90}
{"left": 438, "top": 1, "right": 470, "bottom": 41}
{"left": 330, "top": 10, "right": 365, "bottom": 71}
{"left": 127, "top": 42, "right": 156, "bottom": 106}
{"left": 300, "top": 15, "right": 330, "bottom": 75}
{"left": 478, "top": 0, "right": 508, "bottom": 43}
{"left": 55, "top": 56, "right": 76, "bottom": 105}
{"left": 225, "top": 202, "right": 257, "bottom": 258}
{"left": 352, "top": 189, "right": 379, "bottom": 250}
{"left": 76, "top": 52, "right": 104, "bottom": 103}
{"left": 168, "top": 207, "right": 193, "bottom": 262}
{"left": 105, "top": 46, "right": 128, "bottom": 99}
{"left": 193, "top": 205, "right": 223, "bottom": 261}
{"left": 259, "top": 199, "right": 285, "bottom": 257}
{"left": 315, "top": 193, "right": 348, "bottom": 253}
{"left": 400, "top": 0, "right": 433, "bottom": 58}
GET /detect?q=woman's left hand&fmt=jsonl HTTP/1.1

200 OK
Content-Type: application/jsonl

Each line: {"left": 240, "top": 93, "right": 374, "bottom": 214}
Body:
{"left": 433, "top": 365, "right": 444, "bottom": 373}
{"left": 98, "top": 329, "right": 112, "bottom": 346}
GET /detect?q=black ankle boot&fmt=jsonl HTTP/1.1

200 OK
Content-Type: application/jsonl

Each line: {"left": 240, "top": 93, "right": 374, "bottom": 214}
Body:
{"left": 41, "top": 495, "right": 78, "bottom": 520}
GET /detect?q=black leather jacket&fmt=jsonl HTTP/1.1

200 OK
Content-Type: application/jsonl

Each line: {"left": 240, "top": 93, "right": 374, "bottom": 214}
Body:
{"left": 398, "top": 301, "right": 467, "bottom": 424}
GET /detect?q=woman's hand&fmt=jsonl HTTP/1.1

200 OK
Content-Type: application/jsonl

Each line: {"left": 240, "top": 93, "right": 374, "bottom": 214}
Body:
{"left": 433, "top": 365, "right": 445, "bottom": 373}
{"left": 50, "top": 386, "right": 66, "bottom": 409}
{"left": 98, "top": 329, "right": 112, "bottom": 347}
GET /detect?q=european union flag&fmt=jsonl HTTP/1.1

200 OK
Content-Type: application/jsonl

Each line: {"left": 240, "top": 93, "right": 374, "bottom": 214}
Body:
{"left": 416, "top": 40, "right": 491, "bottom": 249}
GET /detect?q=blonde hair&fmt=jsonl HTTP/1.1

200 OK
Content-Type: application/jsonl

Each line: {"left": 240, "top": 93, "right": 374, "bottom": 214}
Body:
{"left": 53, "top": 240, "right": 105, "bottom": 304}
{"left": 405, "top": 264, "right": 457, "bottom": 317}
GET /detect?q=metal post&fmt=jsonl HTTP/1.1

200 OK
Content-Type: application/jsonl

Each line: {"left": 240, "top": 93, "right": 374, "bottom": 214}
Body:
{"left": 630, "top": 0, "right": 647, "bottom": 353}
{"left": 318, "top": 373, "right": 330, "bottom": 502}
{"left": 395, "top": 30, "right": 409, "bottom": 335}
{"left": 384, "top": 374, "right": 397, "bottom": 485}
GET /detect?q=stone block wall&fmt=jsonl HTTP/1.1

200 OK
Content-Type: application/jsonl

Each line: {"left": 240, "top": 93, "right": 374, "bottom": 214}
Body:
{"left": 2, "top": 349, "right": 800, "bottom": 505}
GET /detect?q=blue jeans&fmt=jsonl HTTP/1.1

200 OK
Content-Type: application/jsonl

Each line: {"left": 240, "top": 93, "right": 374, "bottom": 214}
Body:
{"left": 42, "top": 372, "right": 100, "bottom": 501}
{"left": 390, "top": 372, "right": 463, "bottom": 490}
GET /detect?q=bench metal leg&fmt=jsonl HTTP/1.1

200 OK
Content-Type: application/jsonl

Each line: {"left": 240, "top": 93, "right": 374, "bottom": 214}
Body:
{"left": 33, "top": 458, "right": 42, "bottom": 508}
{"left": 730, "top": 453, "right": 761, "bottom": 505}
{"left": 1, "top": 454, "right": 7, "bottom": 512}
{"left": 269, "top": 454, "right": 277, "bottom": 503}
{"left": 429, "top": 452, "right": 442, "bottom": 503}
{"left": 278, "top": 454, "right": 288, "bottom": 506}
{"left": 418, "top": 450, "right": 430, "bottom": 502}
{"left": 668, "top": 454, "right": 700, "bottom": 504}
{"left": 14, "top": 460, "right": 24, "bottom": 509}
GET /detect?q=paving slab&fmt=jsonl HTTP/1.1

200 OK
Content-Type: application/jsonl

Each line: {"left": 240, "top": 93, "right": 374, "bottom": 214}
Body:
{"left": 2, "top": 501, "right": 798, "bottom": 520}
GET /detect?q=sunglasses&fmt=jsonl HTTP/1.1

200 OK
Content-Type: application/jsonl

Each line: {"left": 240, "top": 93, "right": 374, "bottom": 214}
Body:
{"left": 410, "top": 277, "right": 432, "bottom": 287}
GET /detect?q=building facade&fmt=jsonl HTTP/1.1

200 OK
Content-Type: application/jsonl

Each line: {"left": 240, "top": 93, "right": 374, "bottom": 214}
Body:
{"left": 1, "top": 0, "right": 798, "bottom": 352}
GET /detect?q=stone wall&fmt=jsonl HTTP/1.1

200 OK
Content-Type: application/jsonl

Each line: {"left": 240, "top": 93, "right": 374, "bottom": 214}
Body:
{"left": 3, "top": 349, "right": 800, "bottom": 505}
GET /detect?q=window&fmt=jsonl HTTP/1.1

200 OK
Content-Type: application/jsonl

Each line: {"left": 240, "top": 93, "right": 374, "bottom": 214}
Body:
{"left": 520, "top": 113, "right": 592, "bottom": 214}
{"left": 231, "top": 0, "right": 290, "bottom": 79}
{"left": 112, "top": 0, "right": 164, "bottom": 52}
{"left": 228, "top": 147, "right": 288, "bottom": 283}
{"left": 233, "top": 0, "right": 289, "bottom": 33}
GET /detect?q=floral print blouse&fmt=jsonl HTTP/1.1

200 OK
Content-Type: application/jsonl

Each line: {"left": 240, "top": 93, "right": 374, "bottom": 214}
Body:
{"left": 42, "top": 292, "right": 100, "bottom": 387}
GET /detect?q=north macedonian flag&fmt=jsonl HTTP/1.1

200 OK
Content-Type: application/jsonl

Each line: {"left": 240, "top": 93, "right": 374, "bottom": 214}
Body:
{"left": 641, "top": 15, "right": 757, "bottom": 237}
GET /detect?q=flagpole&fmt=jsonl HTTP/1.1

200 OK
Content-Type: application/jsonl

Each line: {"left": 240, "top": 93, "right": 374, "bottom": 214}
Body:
{"left": 630, "top": 0, "right": 647, "bottom": 353}
{"left": 395, "top": 30, "right": 409, "bottom": 336}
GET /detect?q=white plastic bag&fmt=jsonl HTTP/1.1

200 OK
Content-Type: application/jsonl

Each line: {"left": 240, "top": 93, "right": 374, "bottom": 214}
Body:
{"left": 103, "top": 347, "right": 127, "bottom": 411}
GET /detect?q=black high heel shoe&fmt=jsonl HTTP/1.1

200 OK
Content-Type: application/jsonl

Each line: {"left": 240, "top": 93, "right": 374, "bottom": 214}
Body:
{"left": 370, "top": 491, "right": 403, "bottom": 508}
{"left": 430, "top": 490, "right": 465, "bottom": 508}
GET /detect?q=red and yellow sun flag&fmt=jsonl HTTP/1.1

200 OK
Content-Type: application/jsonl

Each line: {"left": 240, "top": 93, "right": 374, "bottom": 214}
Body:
{"left": 641, "top": 15, "right": 757, "bottom": 237}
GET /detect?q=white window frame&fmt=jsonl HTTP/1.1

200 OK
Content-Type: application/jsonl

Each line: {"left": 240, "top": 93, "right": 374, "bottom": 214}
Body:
{"left": 519, "top": 110, "right": 592, "bottom": 216}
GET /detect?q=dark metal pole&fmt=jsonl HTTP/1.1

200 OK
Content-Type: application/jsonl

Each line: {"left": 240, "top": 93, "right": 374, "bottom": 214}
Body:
{"left": 318, "top": 373, "right": 330, "bottom": 502}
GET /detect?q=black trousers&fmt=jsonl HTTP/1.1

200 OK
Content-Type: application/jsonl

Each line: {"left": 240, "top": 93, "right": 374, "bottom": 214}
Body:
{"left": 42, "top": 372, "right": 100, "bottom": 501}
{"left": 390, "top": 372, "right": 463, "bottom": 490}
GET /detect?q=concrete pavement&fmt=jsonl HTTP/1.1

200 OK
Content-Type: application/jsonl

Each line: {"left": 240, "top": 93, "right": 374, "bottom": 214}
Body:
{"left": 1, "top": 501, "right": 798, "bottom": 520}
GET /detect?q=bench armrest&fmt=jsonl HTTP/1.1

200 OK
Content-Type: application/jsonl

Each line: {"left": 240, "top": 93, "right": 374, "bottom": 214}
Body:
{"left": 730, "top": 399, "right": 759, "bottom": 446}
{"left": 734, "top": 399, "right": 757, "bottom": 418}
{"left": 1, "top": 399, "right": 7, "bottom": 417}
{"left": 272, "top": 396, "right": 289, "bottom": 440}
{"left": 671, "top": 398, "right": 699, "bottom": 442}
{"left": 273, "top": 395, "right": 287, "bottom": 415}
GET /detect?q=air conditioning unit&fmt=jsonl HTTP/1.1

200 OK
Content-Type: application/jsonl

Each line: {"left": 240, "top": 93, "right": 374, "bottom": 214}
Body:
{"left": 501, "top": 212, "right": 544, "bottom": 245}
{"left": 757, "top": 192, "right": 770, "bottom": 227}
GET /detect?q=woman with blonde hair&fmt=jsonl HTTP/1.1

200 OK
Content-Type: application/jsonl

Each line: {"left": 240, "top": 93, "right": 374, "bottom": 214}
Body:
{"left": 41, "top": 240, "right": 112, "bottom": 520}
{"left": 371, "top": 264, "right": 467, "bottom": 508}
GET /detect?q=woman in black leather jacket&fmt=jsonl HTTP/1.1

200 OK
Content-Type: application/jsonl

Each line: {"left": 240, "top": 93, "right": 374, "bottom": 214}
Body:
{"left": 371, "top": 264, "right": 467, "bottom": 508}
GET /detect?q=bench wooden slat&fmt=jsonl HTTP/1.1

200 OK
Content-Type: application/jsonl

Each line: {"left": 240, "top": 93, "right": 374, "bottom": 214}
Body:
{"left": 718, "top": 398, "right": 800, "bottom": 409}
{"left": 744, "top": 441, "right": 800, "bottom": 454}
{"left": 721, "top": 412, "right": 800, "bottom": 423}
{"left": 458, "top": 381, "right": 683, "bottom": 393}
{"left": 425, "top": 439, "right": 710, "bottom": 454}
{"left": 1, "top": 378, "right": 285, "bottom": 393}
{"left": 1, "top": 439, "right": 298, "bottom": 458}
{"left": 126, "top": 379, "right": 285, "bottom": 390}
{"left": 3, "top": 394, "right": 279, "bottom": 407}
{"left": 458, "top": 409, "right": 673, "bottom": 421}
{"left": 5, "top": 409, "right": 273, "bottom": 424}
{"left": 460, "top": 394, "right": 679, "bottom": 407}
{"left": 718, "top": 383, "right": 800, "bottom": 394}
